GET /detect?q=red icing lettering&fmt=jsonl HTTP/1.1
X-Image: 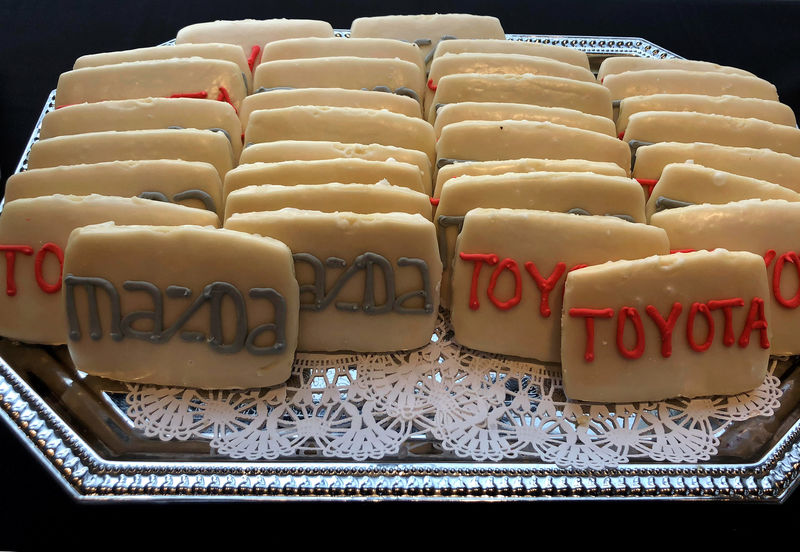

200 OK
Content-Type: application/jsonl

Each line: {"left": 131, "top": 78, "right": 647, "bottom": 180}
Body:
{"left": 429, "top": 197, "right": 440, "bottom": 206}
{"left": 645, "top": 302, "right": 682, "bottom": 358}
{"left": 34, "top": 243, "right": 64, "bottom": 294}
{"left": 459, "top": 252, "right": 499, "bottom": 310}
{"left": 216, "top": 86, "right": 238, "bottom": 114}
{"left": 569, "top": 308, "right": 614, "bottom": 362}
{"left": 739, "top": 297, "right": 770, "bottom": 349}
{"left": 524, "top": 261, "right": 566, "bottom": 317}
{"left": 427, "top": 78, "right": 437, "bottom": 91}
{"left": 55, "top": 103, "right": 78, "bottom": 110}
{"left": 707, "top": 298, "right": 745, "bottom": 346}
{"left": 616, "top": 306, "right": 645, "bottom": 359}
{"left": 0, "top": 245, "right": 33, "bottom": 296}
{"left": 763, "top": 249, "right": 776, "bottom": 268}
{"left": 487, "top": 258, "right": 522, "bottom": 310}
{"left": 687, "top": 302, "right": 714, "bottom": 352}
{"left": 247, "top": 45, "right": 261, "bottom": 72}
{"left": 617, "top": 131, "right": 625, "bottom": 140}
{"left": 670, "top": 248, "right": 696, "bottom": 254}
{"left": 170, "top": 91, "right": 208, "bottom": 99}
{"left": 636, "top": 178, "right": 658, "bottom": 197}
{"left": 772, "top": 251, "right": 800, "bottom": 308}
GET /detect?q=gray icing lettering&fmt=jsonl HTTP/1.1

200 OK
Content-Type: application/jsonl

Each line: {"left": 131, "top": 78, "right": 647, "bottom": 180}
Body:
{"left": 64, "top": 275, "right": 123, "bottom": 342}
{"left": 241, "top": 71, "right": 249, "bottom": 92}
{"left": 395, "top": 257, "right": 434, "bottom": 314}
{"left": 173, "top": 189, "right": 217, "bottom": 213}
{"left": 424, "top": 35, "right": 457, "bottom": 65}
{"left": 292, "top": 252, "right": 431, "bottom": 315}
{"left": 612, "top": 99, "right": 621, "bottom": 109}
{"left": 436, "top": 215, "right": 466, "bottom": 263}
{"left": 361, "top": 85, "right": 421, "bottom": 103}
{"left": 246, "top": 288, "right": 287, "bottom": 355}
{"left": 255, "top": 86, "right": 296, "bottom": 93}
{"left": 435, "top": 103, "right": 447, "bottom": 112}
{"left": 208, "top": 127, "right": 232, "bottom": 145}
{"left": 414, "top": 38, "right": 432, "bottom": 47}
{"left": 567, "top": 208, "right": 635, "bottom": 223}
{"left": 654, "top": 196, "right": 694, "bottom": 213}
{"left": 627, "top": 139, "right": 653, "bottom": 170}
{"left": 120, "top": 281, "right": 164, "bottom": 342}
{"left": 436, "top": 157, "right": 472, "bottom": 169}
{"left": 65, "top": 279, "right": 288, "bottom": 356}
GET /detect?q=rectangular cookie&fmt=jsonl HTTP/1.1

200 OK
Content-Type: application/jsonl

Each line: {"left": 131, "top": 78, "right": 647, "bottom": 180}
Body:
{"left": 632, "top": 142, "right": 800, "bottom": 195}
{"left": 5, "top": 160, "right": 223, "bottom": 217}
{"left": 645, "top": 163, "right": 800, "bottom": 221}
{"left": 40, "top": 97, "right": 243, "bottom": 160}
{"left": 651, "top": 199, "right": 800, "bottom": 355}
{"left": 225, "top": 210, "right": 442, "bottom": 352}
{"left": 616, "top": 94, "right": 796, "bottom": 135}
{"left": 561, "top": 250, "right": 771, "bottom": 402}
{"left": 73, "top": 43, "right": 253, "bottom": 92}
{"left": 427, "top": 73, "right": 613, "bottom": 122}
{"left": 223, "top": 158, "right": 426, "bottom": 199}
{"left": 624, "top": 112, "right": 800, "bottom": 157}
{"left": 26, "top": 129, "right": 234, "bottom": 179}
{"left": 450, "top": 208, "right": 668, "bottom": 361}
{"left": 434, "top": 158, "right": 627, "bottom": 198}
{"left": 224, "top": 181, "right": 432, "bottom": 222}
{"left": 0, "top": 195, "right": 219, "bottom": 345}
{"left": 63, "top": 224, "right": 299, "bottom": 389}
{"left": 239, "top": 141, "right": 432, "bottom": 190}
{"left": 436, "top": 120, "right": 630, "bottom": 174}
{"left": 176, "top": 19, "right": 334, "bottom": 68}
{"left": 239, "top": 87, "right": 422, "bottom": 127}
{"left": 602, "top": 69, "right": 779, "bottom": 102}
{"left": 55, "top": 58, "right": 247, "bottom": 112}
{"left": 253, "top": 57, "right": 425, "bottom": 105}
{"left": 244, "top": 106, "right": 436, "bottom": 164}
{"left": 597, "top": 57, "right": 755, "bottom": 83}
{"left": 434, "top": 101, "right": 616, "bottom": 140}
{"left": 432, "top": 39, "right": 590, "bottom": 71}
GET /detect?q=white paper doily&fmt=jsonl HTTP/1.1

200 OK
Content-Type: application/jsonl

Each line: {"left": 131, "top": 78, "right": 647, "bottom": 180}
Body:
{"left": 125, "top": 310, "right": 783, "bottom": 470}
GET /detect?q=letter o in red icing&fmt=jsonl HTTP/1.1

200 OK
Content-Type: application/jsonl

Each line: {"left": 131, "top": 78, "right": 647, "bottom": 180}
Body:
{"left": 487, "top": 258, "right": 522, "bottom": 310}
{"left": 687, "top": 302, "right": 714, "bottom": 352}
{"left": 772, "top": 252, "right": 800, "bottom": 308}
{"left": 616, "top": 306, "right": 645, "bottom": 359}
{"left": 34, "top": 242, "right": 64, "bottom": 294}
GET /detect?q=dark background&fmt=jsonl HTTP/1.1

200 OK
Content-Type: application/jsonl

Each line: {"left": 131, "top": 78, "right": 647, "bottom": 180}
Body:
{"left": 1, "top": 0, "right": 798, "bottom": 545}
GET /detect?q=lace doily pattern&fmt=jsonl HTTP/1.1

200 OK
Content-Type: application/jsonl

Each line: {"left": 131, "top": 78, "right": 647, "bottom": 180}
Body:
{"left": 125, "top": 311, "right": 783, "bottom": 470}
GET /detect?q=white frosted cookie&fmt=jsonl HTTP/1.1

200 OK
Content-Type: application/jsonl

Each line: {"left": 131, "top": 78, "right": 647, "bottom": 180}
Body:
{"left": 651, "top": 199, "right": 800, "bottom": 355}
{"left": 602, "top": 69, "right": 779, "bottom": 102}
{"left": 350, "top": 13, "right": 505, "bottom": 65}
{"left": 624, "top": 112, "right": 800, "bottom": 157}
{"left": 55, "top": 58, "right": 247, "bottom": 112}
{"left": 225, "top": 209, "right": 442, "bottom": 352}
{"left": 645, "top": 163, "right": 800, "bottom": 221}
{"left": 0, "top": 195, "right": 219, "bottom": 345}
{"left": 239, "top": 141, "right": 432, "bottom": 190}
{"left": 5, "top": 160, "right": 223, "bottom": 216}
{"left": 427, "top": 73, "right": 613, "bottom": 122}
{"left": 632, "top": 142, "right": 800, "bottom": 195}
{"left": 239, "top": 88, "right": 422, "bottom": 127}
{"left": 433, "top": 102, "right": 616, "bottom": 140}
{"left": 562, "top": 250, "right": 770, "bottom": 402}
{"left": 433, "top": 158, "right": 627, "bottom": 198}
{"left": 63, "top": 224, "right": 299, "bottom": 389}
{"left": 261, "top": 37, "right": 425, "bottom": 73}
{"left": 223, "top": 158, "right": 426, "bottom": 199}
{"left": 40, "top": 97, "right": 243, "bottom": 160}
{"left": 450, "top": 208, "right": 668, "bottom": 361}
{"left": 436, "top": 172, "right": 647, "bottom": 307}
{"left": 616, "top": 94, "right": 796, "bottom": 135}
{"left": 436, "top": 120, "right": 630, "bottom": 174}
{"left": 597, "top": 57, "right": 755, "bottom": 82}
{"left": 432, "top": 39, "right": 590, "bottom": 71}
{"left": 26, "top": 129, "right": 234, "bottom": 179}
{"left": 253, "top": 57, "right": 425, "bottom": 105}
{"left": 244, "top": 106, "right": 436, "bottom": 164}
{"left": 73, "top": 43, "right": 253, "bottom": 92}
{"left": 175, "top": 19, "right": 334, "bottom": 67}
{"left": 224, "top": 181, "right": 432, "bottom": 221}
{"left": 425, "top": 53, "right": 596, "bottom": 112}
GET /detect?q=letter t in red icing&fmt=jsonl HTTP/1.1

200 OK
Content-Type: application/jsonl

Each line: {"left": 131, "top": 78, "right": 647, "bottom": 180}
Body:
{"left": 0, "top": 245, "right": 34, "bottom": 296}
{"left": 569, "top": 307, "right": 614, "bottom": 362}
{"left": 459, "top": 252, "right": 499, "bottom": 310}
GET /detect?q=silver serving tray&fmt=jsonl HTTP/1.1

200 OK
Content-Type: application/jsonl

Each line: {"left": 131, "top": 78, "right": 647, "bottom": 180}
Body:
{"left": 2, "top": 33, "right": 799, "bottom": 502}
